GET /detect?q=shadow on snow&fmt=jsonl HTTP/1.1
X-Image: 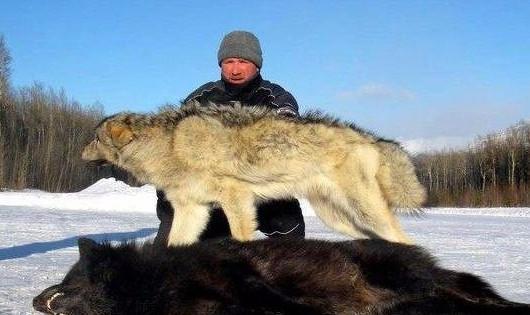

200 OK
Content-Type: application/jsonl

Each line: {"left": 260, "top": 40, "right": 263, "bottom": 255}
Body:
{"left": 0, "top": 228, "right": 156, "bottom": 261}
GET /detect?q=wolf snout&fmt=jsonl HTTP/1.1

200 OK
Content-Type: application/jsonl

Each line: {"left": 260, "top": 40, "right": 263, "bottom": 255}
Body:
{"left": 81, "top": 141, "right": 108, "bottom": 167}
{"left": 81, "top": 141, "right": 96, "bottom": 161}
{"left": 33, "top": 294, "right": 51, "bottom": 314}
{"left": 33, "top": 285, "right": 63, "bottom": 314}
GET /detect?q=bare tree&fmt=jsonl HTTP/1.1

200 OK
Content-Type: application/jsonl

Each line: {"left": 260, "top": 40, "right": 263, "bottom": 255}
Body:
{"left": 0, "top": 35, "right": 11, "bottom": 101}
{"left": 414, "top": 120, "right": 530, "bottom": 206}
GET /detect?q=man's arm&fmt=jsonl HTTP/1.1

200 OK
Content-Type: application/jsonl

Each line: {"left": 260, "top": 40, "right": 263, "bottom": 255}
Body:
{"left": 271, "top": 90, "right": 299, "bottom": 117}
{"left": 183, "top": 81, "right": 218, "bottom": 104}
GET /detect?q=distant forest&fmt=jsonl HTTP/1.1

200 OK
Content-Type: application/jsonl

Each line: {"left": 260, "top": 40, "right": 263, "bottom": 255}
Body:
{"left": 1, "top": 36, "right": 529, "bottom": 206}
{"left": 414, "top": 121, "right": 530, "bottom": 207}
{"left": 0, "top": 35, "right": 124, "bottom": 192}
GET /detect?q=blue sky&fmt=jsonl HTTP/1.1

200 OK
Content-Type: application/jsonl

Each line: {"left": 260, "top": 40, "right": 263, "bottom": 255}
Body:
{"left": 1, "top": 1, "right": 529, "bottom": 149}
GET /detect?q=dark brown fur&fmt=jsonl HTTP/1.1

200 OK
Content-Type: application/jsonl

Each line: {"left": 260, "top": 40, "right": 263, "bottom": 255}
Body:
{"left": 34, "top": 238, "right": 529, "bottom": 315}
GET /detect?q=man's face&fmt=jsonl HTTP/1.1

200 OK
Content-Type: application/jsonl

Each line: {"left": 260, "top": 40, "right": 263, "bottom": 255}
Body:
{"left": 221, "top": 58, "right": 258, "bottom": 86}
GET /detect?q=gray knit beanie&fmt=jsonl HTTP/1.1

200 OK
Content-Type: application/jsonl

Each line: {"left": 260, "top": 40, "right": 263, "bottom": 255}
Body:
{"left": 217, "top": 31, "right": 263, "bottom": 68}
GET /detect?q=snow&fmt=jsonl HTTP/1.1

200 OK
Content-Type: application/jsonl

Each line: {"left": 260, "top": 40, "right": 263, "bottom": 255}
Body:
{"left": 1, "top": 178, "right": 529, "bottom": 314}
{"left": 423, "top": 207, "right": 530, "bottom": 217}
{"left": 0, "top": 178, "right": 157, "bottom": 213}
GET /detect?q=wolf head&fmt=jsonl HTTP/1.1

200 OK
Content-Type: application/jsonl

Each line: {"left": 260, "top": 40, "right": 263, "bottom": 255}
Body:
{"left": 33, "top": 238, "right": 139, "bottom": 315}
{"left": 81, "top": 114, "right": 136, "bottom": 167}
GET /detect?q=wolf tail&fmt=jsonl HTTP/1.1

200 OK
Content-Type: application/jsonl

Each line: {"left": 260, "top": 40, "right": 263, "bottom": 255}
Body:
{"left": 376, "top": 141, "right": 426, "bottom": 214}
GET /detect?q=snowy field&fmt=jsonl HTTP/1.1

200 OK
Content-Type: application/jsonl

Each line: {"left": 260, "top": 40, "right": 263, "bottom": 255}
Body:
{"left": 1, "top": 178, "right": 529, "bottom": 314}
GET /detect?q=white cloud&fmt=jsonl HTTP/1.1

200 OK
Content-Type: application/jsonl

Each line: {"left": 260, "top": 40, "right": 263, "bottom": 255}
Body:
{"left": 400, "top": 136, "right": 473, "bottom": 154}
{"left": 336, "top": 83, "right": 416, "bottom": 103}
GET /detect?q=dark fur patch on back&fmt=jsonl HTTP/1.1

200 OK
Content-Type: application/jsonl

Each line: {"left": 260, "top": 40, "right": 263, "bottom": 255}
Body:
{"left": 298, "top": 109, "right": 399, "bottom": 145}
{"left": 106, "top": 101, "right": 400, "bottom": 146}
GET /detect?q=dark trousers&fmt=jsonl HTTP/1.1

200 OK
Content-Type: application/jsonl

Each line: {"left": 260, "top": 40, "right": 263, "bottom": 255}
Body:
{"left": 154, "top": 190, "right": 305, "bottom": 246}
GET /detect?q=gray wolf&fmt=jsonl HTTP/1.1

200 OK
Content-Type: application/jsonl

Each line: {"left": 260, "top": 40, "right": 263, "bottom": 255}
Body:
{"left": 82, "top": 103, "right": 425, "bottom": 245}
{"left": 33, "top": 238, "right": 530, "bottom": 315}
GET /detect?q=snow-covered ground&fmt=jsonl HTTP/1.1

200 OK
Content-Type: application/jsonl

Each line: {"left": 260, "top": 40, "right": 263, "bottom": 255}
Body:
{"left": 1, "top": 178, "right": 529, "bottom": 314}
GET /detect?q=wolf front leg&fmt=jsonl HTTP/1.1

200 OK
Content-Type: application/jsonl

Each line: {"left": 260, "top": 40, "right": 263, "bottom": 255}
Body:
{"left": 164, "top": 195, "right": 211, "bottom": 246}
{"left": 218, "top": 189, "right": 258, "bottom": 242}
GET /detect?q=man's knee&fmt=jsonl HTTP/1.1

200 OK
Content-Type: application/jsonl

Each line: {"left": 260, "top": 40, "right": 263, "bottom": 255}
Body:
{"left": 257, "top": 199, "right": 305, "bottom": 239}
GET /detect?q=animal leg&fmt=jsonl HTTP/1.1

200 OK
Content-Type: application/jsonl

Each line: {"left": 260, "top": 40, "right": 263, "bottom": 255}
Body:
{"left": 345, "top": 184, "right": 413, "bottom": 244}
{"left": 165, "top": 196, "right": 211, "bottom": 246}
{"left": 307, "top": 189, "right": 368, "bottom": 239}
{"left": 219, "top": 191, "right": 257, "bottom": 242}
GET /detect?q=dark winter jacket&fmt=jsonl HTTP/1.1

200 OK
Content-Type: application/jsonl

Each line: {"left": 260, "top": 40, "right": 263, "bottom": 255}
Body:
{"left": 184, "top": 74, "right": 299, "bottom": 116}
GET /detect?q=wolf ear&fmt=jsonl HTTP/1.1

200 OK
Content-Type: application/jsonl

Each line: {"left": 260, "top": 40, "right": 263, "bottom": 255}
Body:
{"left": 77, "top": 238, "right": 119, "bottom": 284}
{"left": 78, "top": 238, "right": 101, "bottom": 260}
{"left": 105, "top": 122, "right": 134, "bottom": 149}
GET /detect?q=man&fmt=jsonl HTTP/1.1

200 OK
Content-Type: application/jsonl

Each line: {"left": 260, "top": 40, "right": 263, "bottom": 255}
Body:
{"left": 154, "top": 31, "right": 305, "bottom": 245}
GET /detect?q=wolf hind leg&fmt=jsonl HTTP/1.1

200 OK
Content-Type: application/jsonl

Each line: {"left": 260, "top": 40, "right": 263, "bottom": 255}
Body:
{"left": 306, "top": 185, "right": 368, "bottom": 239}
{"left": 342, "top": 181, "right": 414, "bottom": 244}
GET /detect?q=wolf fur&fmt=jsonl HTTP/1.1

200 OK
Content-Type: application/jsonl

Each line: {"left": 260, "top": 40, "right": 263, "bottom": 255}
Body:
{"left": 33, "top": 238, "right": 529, "bottom": 315}
{"left": 82, "top": 103, "right": 426, "bottom": 245}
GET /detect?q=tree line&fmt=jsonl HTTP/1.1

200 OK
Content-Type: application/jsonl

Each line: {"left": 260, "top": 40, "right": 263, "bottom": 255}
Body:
{"left": 1, "top": 35, "right": 529, "bottom": 206}
{"left": 413, "top": 121, "right": 530, "bottom": 207}
{"left": 0, "top": 35, "right": 115, "bottom": 192}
